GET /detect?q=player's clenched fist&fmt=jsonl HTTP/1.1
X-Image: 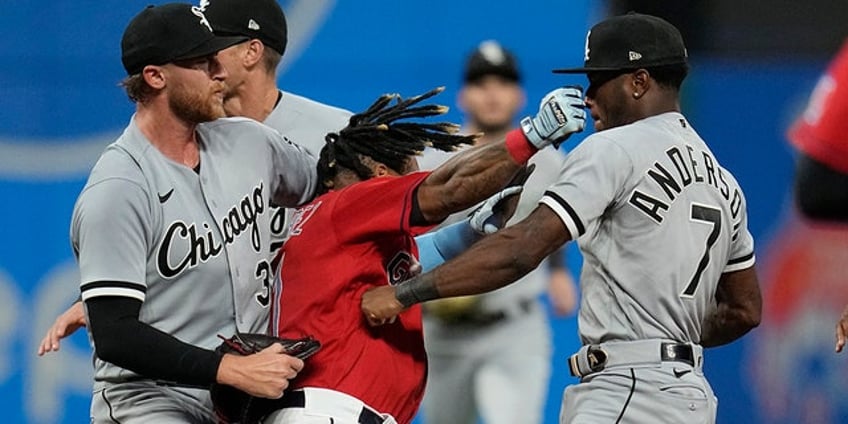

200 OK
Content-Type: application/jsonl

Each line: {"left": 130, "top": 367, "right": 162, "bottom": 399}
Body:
{"left": 835, "top": 305, "right": 848, "bottom": 353}
{"left": 520, "top": 86, "right": 586, "bottom": 149}
{"left": 216, "top": 343, "right": 304, "bottom": 399}
{"left": 361, "top": 286, "right": 405, "bottom": 327}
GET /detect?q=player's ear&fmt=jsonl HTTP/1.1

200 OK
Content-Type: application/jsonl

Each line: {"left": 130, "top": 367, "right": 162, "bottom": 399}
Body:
{"left": 243, "top": 39, "right": 264, "bottom": 69}
{"left": 141, "top": 65, "right": 167, "bottom": 90}
{"left": 457, "top": 86, "right": 469, "bottom": 115}
{"left": 631, "top": 69, "right": 651, "bottom": 96}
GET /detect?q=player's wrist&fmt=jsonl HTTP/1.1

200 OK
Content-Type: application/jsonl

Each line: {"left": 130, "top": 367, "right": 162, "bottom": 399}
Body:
{"left": 395, "top": 274, "right": 440, "bottom": 308}
{"left": 505, "top": 127, "right": 538, "bottom": 164}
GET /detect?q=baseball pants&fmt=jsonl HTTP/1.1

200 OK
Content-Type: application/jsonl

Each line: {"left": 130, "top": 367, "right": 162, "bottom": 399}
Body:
{"left": 264, "top": 388, "right": 397, "bottom": 424}
{"left": 90, "top": 381, "right": 215, "bottom": 423}
{"left": 560, "top": 340, "right": 717, "bottom": 424}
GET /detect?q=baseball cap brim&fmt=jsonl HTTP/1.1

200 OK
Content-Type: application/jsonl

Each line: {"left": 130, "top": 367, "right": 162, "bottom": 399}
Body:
{"left": 173, "top": 35, "right": 249, "bottom": 62}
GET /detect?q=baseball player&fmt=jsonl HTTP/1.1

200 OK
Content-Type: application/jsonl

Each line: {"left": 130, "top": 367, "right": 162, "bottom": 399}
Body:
{"left": 361, "top": 13, "right": 762, "bottom": 424}
{"left": 781, "top": 40, "right": 848, "bottom": 350}
{"left": 266, "top": 87, "right": 586, "bottom": 424}
{"left": 417, "top": 40, "right": 577, "bottom": 424}
{"left": 37, "top": 0, "right": 500, "bottom": 359}
{"left": 74, "top": 4, "right": 314, "bottom": 422}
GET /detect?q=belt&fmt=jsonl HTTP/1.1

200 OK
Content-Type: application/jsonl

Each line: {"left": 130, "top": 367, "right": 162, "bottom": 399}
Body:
{"left": 568, "top": 340, "right": 702, "bottom": 378}
{"left": 449, "top": 298, "right": 535, "bottom": 327}
{"left": 280, "top": 390, "right": 384, "bottom": 424}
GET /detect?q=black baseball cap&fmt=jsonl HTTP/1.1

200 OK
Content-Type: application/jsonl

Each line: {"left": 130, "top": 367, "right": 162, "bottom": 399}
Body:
{"left": 463, "top": 40, "right": 521, "bottom": 83}
{"left": 121, "top": 3, "right": 249, "bottom": 75}
{"left": 553, "top": 13, "right": 687, "bottom": 74}
{"left": 201, "top": 0, "right": 288, "bottom": 56}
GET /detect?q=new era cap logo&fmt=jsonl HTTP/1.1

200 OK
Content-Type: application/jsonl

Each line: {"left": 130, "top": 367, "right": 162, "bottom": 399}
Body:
{"left": 248, "top": 19, "right": 260, "bottom": 30}
{"left": 629, "top": 51, "right": 642, "bottom": 61}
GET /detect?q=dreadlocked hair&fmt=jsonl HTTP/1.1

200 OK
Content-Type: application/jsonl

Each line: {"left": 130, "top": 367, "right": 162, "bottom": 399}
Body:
{"left": 317, "top": 86, "right": 477, "bottom": 193}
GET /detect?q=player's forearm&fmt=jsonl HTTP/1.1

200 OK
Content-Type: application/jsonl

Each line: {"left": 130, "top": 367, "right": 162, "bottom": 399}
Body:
{"left": 86, "top": 296, "right": 222, "bottom": 386}
{"left": 420, "top": 130, "right": 532, "bottom": 221}
{"left": 700, "top": 303, "right": 760, "bottom": 347}
{"left": 398, "top": 224, "right": 552, "bottom": 306}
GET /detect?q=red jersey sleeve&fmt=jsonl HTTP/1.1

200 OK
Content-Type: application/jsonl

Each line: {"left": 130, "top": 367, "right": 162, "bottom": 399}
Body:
{"left": 788, "top": 40, "right": 848, "bottom": 174}
{"left": 330, "top": 171, "right": 436, "bottom": 241}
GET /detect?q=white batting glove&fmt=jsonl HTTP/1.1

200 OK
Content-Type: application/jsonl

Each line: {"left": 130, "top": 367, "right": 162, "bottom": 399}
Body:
{"left": 521, "top": 86, "right": 586, "bottom": 149}
{"left": 468, "top": 186, "right": 524, "bottom": 234}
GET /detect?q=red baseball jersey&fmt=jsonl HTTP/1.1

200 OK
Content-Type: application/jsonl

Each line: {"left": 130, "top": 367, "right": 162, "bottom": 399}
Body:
{"left": 789, "top": 40, "right": 848, "bottom": 174}
{"left": 272, "top": 171, "right": 435, "bottom": 424}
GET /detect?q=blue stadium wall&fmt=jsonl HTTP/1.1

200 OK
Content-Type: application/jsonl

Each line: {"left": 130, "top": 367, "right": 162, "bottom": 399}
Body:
{"left": 1, "top": 1, "right": 840, "bottom": 423}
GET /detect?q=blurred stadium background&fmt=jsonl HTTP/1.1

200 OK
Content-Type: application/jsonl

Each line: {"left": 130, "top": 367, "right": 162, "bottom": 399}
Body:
{"left": 2, "top": 0, "right": 847, "bottom": 422}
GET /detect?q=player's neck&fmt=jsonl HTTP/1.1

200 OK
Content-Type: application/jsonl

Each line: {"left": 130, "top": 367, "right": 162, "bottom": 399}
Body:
{"left": 224, "top": 74, "right": 279, "bottom": 122}
{"left": 134, "top": 105, "right": 200, "bottom": 168}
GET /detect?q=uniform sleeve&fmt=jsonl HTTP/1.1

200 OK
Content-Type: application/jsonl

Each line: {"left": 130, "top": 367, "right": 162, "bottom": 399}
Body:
{"left": 724, "top": 189, "right": 756, "bottom": 273}
{"left": 73, "top": 178, "right": 151, "bottom": 302}
{"left": 332, "top": 172, "right": 434, "bottom": 241}
{"left": 539, "top": 136, "right": 634, "bottom": 239}
{"left": 268, "top": 130, "right": 319, "bottom": 208}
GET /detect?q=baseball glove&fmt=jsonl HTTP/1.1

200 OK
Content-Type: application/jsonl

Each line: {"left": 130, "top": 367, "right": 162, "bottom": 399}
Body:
{"left": 210, "top": 333, "right": 321, "bottom": 424}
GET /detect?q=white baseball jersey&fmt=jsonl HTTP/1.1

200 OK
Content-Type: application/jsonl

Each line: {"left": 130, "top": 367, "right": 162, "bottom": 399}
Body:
{"left": 264, "top": 91, "right": 352, "bottom": 255}
{"left": 72, "top": 116, "right": 317, "bottom": 383}
{"left": 539, "top": 112, "right": 756, "bottom": 345}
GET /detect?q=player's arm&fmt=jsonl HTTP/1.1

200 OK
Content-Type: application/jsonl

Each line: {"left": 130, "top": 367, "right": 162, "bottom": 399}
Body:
{"left": 362, "top": 205, "right": 572, "bottom": 324}
{"left": 414, "top": 87, "right": 585, "bottom": 224}
{"left": 37, "top": 300, "right": 85, "bottom": 356}
{"left": 794, "top": 152, "right": 848, "bottom": 222}
{"left": 699, "top": 266, "right": 762, "bottom": 347}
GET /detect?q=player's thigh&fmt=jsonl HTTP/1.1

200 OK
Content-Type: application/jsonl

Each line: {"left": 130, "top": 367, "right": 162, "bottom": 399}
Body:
{"left": 421, "top": 352, "right": 477, "bottom": 424}
{"left": 560, "top": 369, "right": 641, "bottom": 424}
{"left": 561, "top": 367, "right": 716, "bottom": 424}
{"left": 91, "top": 383, "right": 214, "bottom": 424}
{"left": 475, "top": 339, "right": 550, "bottom": 424}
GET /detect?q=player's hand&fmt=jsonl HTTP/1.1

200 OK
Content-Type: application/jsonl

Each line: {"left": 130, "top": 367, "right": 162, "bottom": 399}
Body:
{"left": 468, "top": 164, "right": 535, "bottom": 234}
{"left": 216, "top": 344, "right": 304, "bottom": 399}
{"left": 361, "top": 286, "right": 404, "bottom": 326}
{"left": 37, "top": 301, "right": 86, "bottom": 356}
{"left": 521, "top": 86, "right": 586, "bottom": 149}
{"left": 835, "top": 304, "right": 848, "bottom": 353}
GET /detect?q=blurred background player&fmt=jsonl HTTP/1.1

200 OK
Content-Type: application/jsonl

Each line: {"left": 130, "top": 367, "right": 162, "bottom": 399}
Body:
{"left": 417, "top": 40, "right": 578, "bottom": 424}
{"left": 783, "top": 40, "right": 848, "bottom": 351}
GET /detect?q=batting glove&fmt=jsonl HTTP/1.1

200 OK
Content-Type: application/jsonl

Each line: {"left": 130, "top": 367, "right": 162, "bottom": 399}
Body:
{"left": 521, "top": 86, "right": 586, "bottom": 149}
{"left": 469, "top": 186, "right": 524, "bottom": 234}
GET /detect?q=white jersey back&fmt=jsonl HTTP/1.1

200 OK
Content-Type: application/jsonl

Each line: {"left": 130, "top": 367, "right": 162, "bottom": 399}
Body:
{"left": 540, "top": 112, "right": 755, "bottom": 345}
{"left": 72, "top": 116, "right": 317, "bottom": 383}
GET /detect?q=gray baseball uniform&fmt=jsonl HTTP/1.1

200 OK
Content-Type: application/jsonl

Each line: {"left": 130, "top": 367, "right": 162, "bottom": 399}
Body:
{"left": 419, "top": 146, "right": 567, "bottom": 424}
{"left": 74, "top": 116, "right": 317, "bottom": 422}
{"left": 541, "top": 112, "right": 755, "bottom": 423}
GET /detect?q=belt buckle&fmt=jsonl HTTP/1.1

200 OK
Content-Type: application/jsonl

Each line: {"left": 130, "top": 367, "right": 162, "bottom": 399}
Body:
{"left": 586, "top": 345, "right": 608, "bottom": 372}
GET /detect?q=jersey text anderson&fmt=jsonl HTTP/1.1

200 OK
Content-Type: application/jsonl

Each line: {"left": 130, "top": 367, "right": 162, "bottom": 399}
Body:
{"left": 629, "top": 144, "right": 742, "bottom": 223}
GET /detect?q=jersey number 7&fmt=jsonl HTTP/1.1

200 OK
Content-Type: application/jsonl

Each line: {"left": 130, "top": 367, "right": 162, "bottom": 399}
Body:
{"left": 681, "top": 203, "right": 721, "bottom": 298}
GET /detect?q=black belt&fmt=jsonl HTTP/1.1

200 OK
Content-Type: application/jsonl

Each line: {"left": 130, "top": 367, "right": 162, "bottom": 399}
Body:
{"left": 568, "top": 342, "right": 695, "bottom": 377}
{"left": 280, "top": 390, "right": 384, "bottom": 424}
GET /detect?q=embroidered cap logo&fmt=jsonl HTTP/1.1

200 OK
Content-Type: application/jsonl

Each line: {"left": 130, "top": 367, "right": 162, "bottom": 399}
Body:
{"left": 191, "top": 6, "right": 213, "bottom": 32}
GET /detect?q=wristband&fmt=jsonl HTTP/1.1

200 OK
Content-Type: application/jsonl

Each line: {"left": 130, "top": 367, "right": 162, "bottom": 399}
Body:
{"left": 505, "top": 128, "right": 537, "bottom": 164}
{"left": 394, "top": 275, "right": 440, "bottom": 308}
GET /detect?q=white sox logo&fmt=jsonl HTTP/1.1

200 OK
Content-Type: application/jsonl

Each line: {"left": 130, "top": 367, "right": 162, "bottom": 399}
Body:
{"left": 190, "top": 6, "right": 214, "bottom": 32}
{"left": 157, "top": 182, "right": 265, "bottom": 278}
{"left": 386, "top": 251, "right": 421, "bottom": 286}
